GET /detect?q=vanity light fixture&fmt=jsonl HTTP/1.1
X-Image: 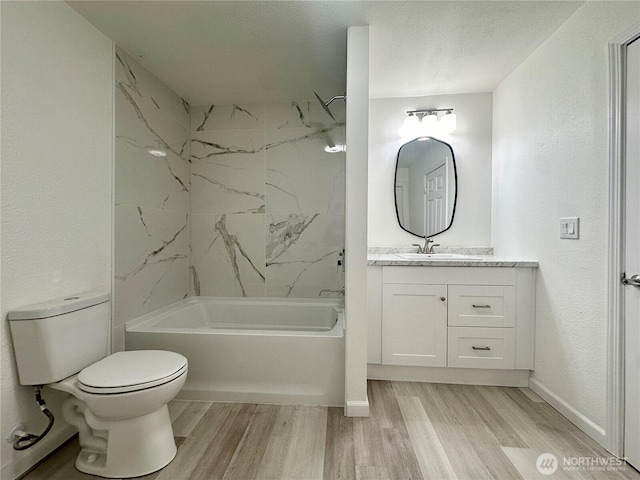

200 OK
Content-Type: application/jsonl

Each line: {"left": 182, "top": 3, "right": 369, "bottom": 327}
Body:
{"left": 403, "top": 108, "right": 456, "bottom": 137}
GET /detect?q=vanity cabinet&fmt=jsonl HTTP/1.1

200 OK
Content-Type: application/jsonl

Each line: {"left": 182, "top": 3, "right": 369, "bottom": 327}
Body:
{"left": 370, "top": 265, "right": 536, "bottom": 377}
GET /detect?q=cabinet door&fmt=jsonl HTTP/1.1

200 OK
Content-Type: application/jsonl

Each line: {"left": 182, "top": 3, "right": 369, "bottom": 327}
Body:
{"left": 382, "top": 284, "right": 447, "bottom": 367}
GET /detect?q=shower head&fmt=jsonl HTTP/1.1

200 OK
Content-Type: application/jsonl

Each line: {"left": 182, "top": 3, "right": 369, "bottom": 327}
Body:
{"left": 314, "top": 91, "right": 346, "bottom": 122}
{"left": 314, "top": 92, "right": 336, "bottom": 121}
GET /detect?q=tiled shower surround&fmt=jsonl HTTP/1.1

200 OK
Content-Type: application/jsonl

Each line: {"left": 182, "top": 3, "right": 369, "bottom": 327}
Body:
{"left": 114, "top": 49, "right": 345, "bottom": 334}
{"left": 190, "top": 103, "right": 345, "bottom": 297}
{"left": 114, "top": 49, "right": 191, "bottom": 341}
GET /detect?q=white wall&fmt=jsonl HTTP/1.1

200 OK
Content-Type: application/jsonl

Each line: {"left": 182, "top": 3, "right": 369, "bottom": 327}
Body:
{"left": 344, "top": 26, "right": 370, "bottom": 416}
{"left": 492, "top": 1, "right": 640, "bottom": 437}
{"left": 369, "top": 93, "right": 492, "bottom": 247}
{"left": 0, "top": 2, "right": 113, "bottom": 477}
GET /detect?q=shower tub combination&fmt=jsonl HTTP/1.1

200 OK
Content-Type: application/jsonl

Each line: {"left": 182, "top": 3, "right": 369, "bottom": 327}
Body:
{"left": 125, "top": 297, "right": 345, "bottom": 406}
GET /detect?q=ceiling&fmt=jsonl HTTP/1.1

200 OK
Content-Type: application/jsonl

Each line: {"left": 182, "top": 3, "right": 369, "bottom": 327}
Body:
{"left": 68, "top": 1, "right": 583, "bottom": 106}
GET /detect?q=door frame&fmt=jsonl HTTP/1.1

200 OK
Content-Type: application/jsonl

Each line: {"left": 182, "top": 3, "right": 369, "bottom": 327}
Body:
{"left": 606, "top": 22, "right": 640, "bottom": 457}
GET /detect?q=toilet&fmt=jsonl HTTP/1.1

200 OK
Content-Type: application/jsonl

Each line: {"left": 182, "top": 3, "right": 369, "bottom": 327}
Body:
{"left": 8, "top": 290, "right": 188, "bottom": 478}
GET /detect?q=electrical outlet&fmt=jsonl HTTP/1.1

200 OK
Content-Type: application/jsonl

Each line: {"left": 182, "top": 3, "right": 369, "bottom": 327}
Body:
{"left": 560, "top": 217, "right": 580, "bottom": 239}
{"left": 5, "top": 424, "right": 25, "bottom": 443}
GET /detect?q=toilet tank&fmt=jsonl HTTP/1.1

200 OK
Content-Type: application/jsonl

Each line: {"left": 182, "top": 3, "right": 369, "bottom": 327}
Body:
{"left": 8, "top": 290, "right": 111, "bottom": 386}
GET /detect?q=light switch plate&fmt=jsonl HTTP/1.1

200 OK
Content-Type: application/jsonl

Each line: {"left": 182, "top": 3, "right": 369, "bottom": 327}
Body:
{"left": 560, "top": 217, "right": 579, "bottom": 239}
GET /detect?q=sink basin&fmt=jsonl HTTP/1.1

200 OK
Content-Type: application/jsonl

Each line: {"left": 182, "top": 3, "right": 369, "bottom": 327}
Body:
{"left": 395, "top": 253, "right": 483, "bottom": 260}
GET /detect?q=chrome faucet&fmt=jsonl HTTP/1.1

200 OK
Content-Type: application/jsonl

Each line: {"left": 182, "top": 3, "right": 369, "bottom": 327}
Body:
{"left": 319, "top": 288, "right": 345, "bottom": 297}
{"left": 412, "top": 238, "right": 440, "bottom": 254}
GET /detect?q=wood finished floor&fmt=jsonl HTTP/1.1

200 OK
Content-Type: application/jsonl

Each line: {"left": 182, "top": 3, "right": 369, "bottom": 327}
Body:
{"left": 22, "top": 381, "right": 640, "bottom": 480}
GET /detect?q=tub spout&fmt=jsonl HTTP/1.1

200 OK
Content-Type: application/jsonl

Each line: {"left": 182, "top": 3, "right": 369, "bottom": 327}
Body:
{"left": 319, "top": 288, "right": 345, "bottom": 297}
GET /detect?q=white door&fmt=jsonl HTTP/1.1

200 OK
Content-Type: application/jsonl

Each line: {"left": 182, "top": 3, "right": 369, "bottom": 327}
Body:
{"left": 424, "top": 164, "right": 446, "bottom": 236}
{"left": 624, "top": 37, "right": 640, "bottom": 471}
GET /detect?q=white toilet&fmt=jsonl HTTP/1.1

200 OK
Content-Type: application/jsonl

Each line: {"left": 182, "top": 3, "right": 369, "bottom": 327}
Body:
{"left": 8, "top": 290, "right": 188, "bottom": 478}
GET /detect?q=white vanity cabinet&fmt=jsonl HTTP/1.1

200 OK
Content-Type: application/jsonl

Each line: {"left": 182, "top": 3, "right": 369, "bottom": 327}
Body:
{"left": 369, "top": 264, "right": 536, "bottom": 383}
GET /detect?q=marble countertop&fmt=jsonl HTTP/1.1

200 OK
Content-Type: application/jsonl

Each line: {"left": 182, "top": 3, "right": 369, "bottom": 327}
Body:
{"left": 367, "top": 253, "right": 538, "bottom": 268}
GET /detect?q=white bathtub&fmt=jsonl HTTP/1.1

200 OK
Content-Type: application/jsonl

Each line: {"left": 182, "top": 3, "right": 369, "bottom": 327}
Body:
{"left": 125, "top": 297, "right": 345, "bottom": 406}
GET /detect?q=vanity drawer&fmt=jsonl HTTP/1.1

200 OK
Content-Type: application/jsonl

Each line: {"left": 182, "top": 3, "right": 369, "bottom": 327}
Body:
{"left": 447, "top": 327, "right": 515, "bottom": 369}
{"left": 448, "top": 285, "right": 515, "bottom": 327}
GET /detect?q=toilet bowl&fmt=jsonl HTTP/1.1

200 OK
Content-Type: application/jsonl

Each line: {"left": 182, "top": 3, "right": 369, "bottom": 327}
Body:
{"left": 8, "top": 291, "right": 188, "bottom": 478}
{"left": 50, "top": 351, "right": 188, "bottom": 478}
{"left": 56, "top": 350, "right": 188, "bottom": 420}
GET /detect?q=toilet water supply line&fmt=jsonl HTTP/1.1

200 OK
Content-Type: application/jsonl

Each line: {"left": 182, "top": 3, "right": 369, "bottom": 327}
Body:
{"left": 13, "top": 387, "right": 55, "bottom": 451}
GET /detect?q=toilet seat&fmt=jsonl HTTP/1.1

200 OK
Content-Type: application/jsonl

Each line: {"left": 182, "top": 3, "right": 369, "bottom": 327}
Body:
{"left": 77, "top": 350, "right": 188, "bottom": 394}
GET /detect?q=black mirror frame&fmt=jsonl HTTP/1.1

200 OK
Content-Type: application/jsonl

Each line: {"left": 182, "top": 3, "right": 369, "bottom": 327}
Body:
{"left": 393, "top": 136, "right": 458, "bottom": 238}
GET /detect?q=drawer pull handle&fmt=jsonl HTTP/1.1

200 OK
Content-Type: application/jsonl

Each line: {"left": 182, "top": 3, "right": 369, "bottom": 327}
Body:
{"left": 472, "top": 304, "right": 492, "bottom": 308}
{"left": 472, "top": 346, "right": 491, "bottom": 351}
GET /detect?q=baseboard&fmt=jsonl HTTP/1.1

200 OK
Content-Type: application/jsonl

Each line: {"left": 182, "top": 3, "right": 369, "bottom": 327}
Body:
{"left": 176, "top": 388, "right": 344, "bottom": 408}
{"left": 345, "top": 399, "right": 370, "bottom": 417}
{"left": 528, "top": 377, "right": 606, "bottom": 447}
{"left": 1, "top": 425, "right": 75, "bottom": 480}
{"left": 368, "top": 364, "right": 531, "bottom": 387}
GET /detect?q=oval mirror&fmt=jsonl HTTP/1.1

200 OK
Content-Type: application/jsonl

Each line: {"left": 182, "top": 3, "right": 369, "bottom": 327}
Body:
{"left": 394, "top": 137, "right": 457, "bottom": 238}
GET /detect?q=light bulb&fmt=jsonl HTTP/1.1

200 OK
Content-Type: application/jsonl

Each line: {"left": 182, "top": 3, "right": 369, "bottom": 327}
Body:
{"left": 419, "top": 112, "right": 438, "bottom": 135}
{"left": 401, "top": 114, "right": 420, "bottom": 138}
{"left": 440, "top": 111, "right": 457, "bottom": 133}
{"left": 404, "top": 114, "right": 419, "bottom": 128}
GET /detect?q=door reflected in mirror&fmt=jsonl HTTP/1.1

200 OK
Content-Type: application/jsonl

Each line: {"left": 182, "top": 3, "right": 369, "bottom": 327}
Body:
{"left": 394, "top": 137, "right": 457, "bottom": 238}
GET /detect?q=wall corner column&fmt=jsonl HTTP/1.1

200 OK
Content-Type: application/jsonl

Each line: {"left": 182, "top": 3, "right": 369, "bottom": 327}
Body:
{"left": 344, "top": 25, "right": 370, "bottom": 417}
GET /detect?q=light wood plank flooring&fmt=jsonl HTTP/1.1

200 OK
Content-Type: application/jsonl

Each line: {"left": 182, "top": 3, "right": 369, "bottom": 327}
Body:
{"left": 21, "top": 381, "right": 640, "bottom": 480}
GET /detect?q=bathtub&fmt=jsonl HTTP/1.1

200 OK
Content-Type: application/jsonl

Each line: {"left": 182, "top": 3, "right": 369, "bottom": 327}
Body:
{"left": 125, "top": 297, "right": 345, "bottom": 406}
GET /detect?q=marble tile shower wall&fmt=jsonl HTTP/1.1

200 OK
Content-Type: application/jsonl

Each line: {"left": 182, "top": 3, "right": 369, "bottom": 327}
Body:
{"left": 114, "top": 49, "right": 190, "bottom": 349}
{"left": 114, "top": 47, "right": 345, "bottom": 345}
{"left": 190, "top": 101, "right": 346, "bottom": 298}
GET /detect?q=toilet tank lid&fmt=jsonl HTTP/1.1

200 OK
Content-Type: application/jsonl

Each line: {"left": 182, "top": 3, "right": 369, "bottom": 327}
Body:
{"left": 7, "top": 290, "right": 110, "bottom": 321}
